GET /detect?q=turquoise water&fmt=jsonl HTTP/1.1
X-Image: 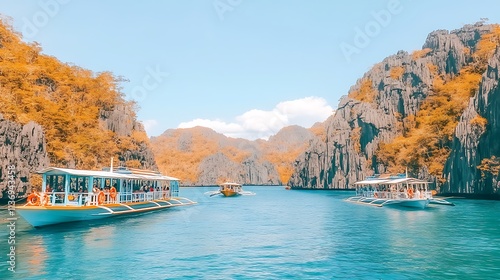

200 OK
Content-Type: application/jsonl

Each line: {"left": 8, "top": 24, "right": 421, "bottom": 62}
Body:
{"left": 1, "top": 186, "right": 500, "bottom": 279}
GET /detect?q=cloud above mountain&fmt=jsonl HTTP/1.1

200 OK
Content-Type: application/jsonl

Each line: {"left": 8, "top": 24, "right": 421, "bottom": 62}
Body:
{"left": 178, "top": 96, "right": 334, "bottom": 139}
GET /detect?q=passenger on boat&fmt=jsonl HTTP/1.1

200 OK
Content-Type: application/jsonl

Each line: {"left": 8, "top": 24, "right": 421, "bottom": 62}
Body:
{"left": 92, "top": 185, "right": 99, "bottom": 193}
{"left": 407, "top": 188, "right": 414, "bottom": 199}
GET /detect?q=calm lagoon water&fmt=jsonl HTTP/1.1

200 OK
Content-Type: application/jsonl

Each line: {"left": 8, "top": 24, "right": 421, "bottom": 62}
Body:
{"left": 1, "top": 186, "right": 500, "bottom": 279}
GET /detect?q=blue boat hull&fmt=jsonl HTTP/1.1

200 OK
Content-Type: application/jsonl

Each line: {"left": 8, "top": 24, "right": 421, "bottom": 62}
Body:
{"left": 17, "top": 198, "right": 196, "bottom": 227}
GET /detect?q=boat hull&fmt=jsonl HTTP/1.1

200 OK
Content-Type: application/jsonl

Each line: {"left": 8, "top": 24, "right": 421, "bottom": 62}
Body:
{"left": 17, "top": 198, "right": 196, "bottom": 228}
{"left": 17, "top": 207, "right": 109, "bottom": 227}
{"left": 346, "top": 197, "right": 430, "bottom": 209}
{"left": 385, "top": 199, "right": 430, "bottom": 209}
{"left": 221, "top": 190, "right": 240, "bottom": 197}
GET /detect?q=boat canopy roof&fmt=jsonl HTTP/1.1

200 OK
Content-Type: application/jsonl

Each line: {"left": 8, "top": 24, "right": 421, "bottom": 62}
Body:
{"left": 355, "top": 177, "right": 429, "bottom": 185}
{"left": 220, "top": 182, "right": 242, "bottom": 186}
{"left": 355, "top": 179, "right": 389, "bottom": 185}
{"left": 37, "top": 167, "right": 180, "bottom": 181}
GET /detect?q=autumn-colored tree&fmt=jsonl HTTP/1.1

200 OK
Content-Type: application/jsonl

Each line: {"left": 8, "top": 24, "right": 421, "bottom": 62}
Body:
{"left": 0, "top": 20, "right": 150, "bottom": 170}
{"left": 411, "top": 48, "right": 432, "bottom": 60}
{"left": 349, "top": 79, "right": 376, "bottom": 103}
{"left": 389, "top": 66, "right": 405, "bottom": 80}
{"left": 477, "top": 156, "right": 500, "bottom": 193}
{"left": 477, "top": 156, "right": 500, "bottom": 179}
{"left": 472, "top": 25, "right": 500, "bottom": 73}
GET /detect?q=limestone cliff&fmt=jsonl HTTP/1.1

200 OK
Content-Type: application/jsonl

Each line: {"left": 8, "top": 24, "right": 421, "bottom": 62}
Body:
{"left": 100, "top": 105, "right": 157, "bottom": 170}
{"left": 0, "top": 19, "right": 157, "bottom": 197}
{"left": 289, "top": 23, "right": 498, "bottom": 194}
{"left": 197, "top": 153, "right": 279, "bottom": 186}
{"left": 443, "top": 48, "right": 500, "bottom": 195}
{"left": 0, "top": 114, "right": 49, "bottom": 198}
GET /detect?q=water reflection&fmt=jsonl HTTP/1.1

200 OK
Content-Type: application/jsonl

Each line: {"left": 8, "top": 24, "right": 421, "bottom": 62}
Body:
{"left": 26, "top": 236, "right": 47, "bottom": 276}
{"left": 2, "top": 190, "right": 500, "bottom": 279}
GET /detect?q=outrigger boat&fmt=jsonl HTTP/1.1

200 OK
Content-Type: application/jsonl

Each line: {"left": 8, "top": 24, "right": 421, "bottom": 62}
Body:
{"left": 205, "top": 182, "right": 255, "bottom": 197}
{"left": 346, "top": 174, "right": 454, "bottom": 209}
{"left": 17, "top": 166, "right": 197, "bottom": 227}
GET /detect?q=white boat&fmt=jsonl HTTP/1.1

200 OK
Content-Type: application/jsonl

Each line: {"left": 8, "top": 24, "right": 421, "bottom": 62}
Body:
{"left": 346, "top": 175, "right": 454, "bottom": 209}
{"left": 205, "top": 182, "right": 255, "bottom": 197}
{"left": 16, "top": 166, "right": 197, "bottom": 227}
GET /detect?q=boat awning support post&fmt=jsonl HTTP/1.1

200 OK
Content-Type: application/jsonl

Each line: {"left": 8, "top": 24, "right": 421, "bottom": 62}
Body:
{"left": 64, "top": 174, "right": 70, "bottom": 206}
{"left": 42, "top": 174, "right": 47, "bottom": 192}
{"left": 88, "top": 177, "right": 94, "bottom": 193}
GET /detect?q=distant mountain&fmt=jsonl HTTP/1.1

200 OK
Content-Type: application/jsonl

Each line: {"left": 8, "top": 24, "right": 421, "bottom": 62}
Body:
{"left": 150, "top": 125, "right": 320, "bottom": 186}
{"left": 289, "top": 22, "right": 500, "bottom": 196}
{"left": 0, "top": 20, "right": 156, "bottom": 197}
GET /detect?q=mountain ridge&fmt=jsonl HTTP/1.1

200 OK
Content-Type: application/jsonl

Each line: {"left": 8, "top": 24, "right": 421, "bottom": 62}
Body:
{"left": 150, "top": 124, "right": 322, "bottom": 186}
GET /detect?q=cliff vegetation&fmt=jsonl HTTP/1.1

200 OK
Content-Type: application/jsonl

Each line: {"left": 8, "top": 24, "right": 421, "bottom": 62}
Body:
{"left": 290, "top": 22, "right": 500, "bottom": 196}
{"left": 0, "top": 19, "right": 156, "bottom": 196}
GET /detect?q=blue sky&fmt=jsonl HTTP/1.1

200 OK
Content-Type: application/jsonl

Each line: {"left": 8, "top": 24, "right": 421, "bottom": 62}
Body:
{"left": 1, "top": 0, "right": 499, "bottom": 139}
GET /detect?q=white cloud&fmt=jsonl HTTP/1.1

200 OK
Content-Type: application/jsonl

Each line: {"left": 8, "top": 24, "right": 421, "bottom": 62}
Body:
{"left": 142, "top": 119, "right": 158, "bottom": 135}
{"left": 178, "top": 119, "right": 243, "bottom": 134}
{"left": 178, "top": 96, "right": 334, "bottom": 140}
{"left": 275, "top": 96, "right": 333, "bottom": 127}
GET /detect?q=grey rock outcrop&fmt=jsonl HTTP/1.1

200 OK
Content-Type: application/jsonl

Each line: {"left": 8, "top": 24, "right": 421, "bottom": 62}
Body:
{"left": 289, "top": 23, "right": 494, "bottom": 191}
{"left": 100, "top": 104, "right": 157, "bottom": 169}
{"left": 443, "top": 47, "right": 500, "bottom": 195}
{"left": 0, "top": 114, "right": 50, "bottom": 198}
{"left": 197, "top": 153, "right": 280, "bottom": 186}
{"left": 100, "top": 104, "right": 136, "bottom": 137}
{"left": 267, "top": 125, "right": 315, "bottom": 152}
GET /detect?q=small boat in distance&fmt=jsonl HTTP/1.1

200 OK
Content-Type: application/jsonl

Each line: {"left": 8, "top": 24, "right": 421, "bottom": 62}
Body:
{"left": 219, "top": 182, "right": 242, "bottom": 197}
{"left": 17, "top": 166, "right": 197, "bottom": 227}
{"left": 205, "top": 182, "right": 256, "bottom": 197}
{"left": 346, "top": 174, "right": 454, "bottom": 209}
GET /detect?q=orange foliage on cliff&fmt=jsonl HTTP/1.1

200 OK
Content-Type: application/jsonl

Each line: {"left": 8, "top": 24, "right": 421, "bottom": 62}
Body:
{"left": 389, "top": 66, "right": 405, "bottom": 80}
{"left": 375, "top": 27, "right": 498, "bottom": 177}
{"left": 263, "top": 147, "right": 305, "bottom": 184}
{"left": 411, "top": 48, "right": 432, "bottom": 60}
{"left": 0, "top": 20, "right": 147, "bottom": 169}
{"left": 349, "top": 79, "right": 376, "bottom": 103}
{"left": 473, "top": 25, "right": 500, "bottom": 71}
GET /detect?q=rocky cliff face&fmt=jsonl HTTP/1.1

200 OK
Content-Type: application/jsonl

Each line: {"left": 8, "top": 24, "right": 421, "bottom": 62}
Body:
{"left": 0, "top": 114, "right": 50, "bottom": 198}
{"left": 0, "top": 19, "right": 158, "bottom": 197}
{"left": 289, "top": 23, "right": 495, "bottom": 192}
{"left": 443, "top": 48, "right": 500, "bottom": 194}
{"left": 100, "top": 105, "right": 157, "bottom": 169}
{"left": 0, "top": 102, "right": 157, "bottom": 198}
{"left": 197, "top": 153, "right": 279, "bottom": 186}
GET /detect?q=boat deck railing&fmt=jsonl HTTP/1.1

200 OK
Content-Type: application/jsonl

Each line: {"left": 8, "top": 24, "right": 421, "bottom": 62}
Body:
{"left": 355, "top": 190, "right": 433, "bottom": 200}
{"left": 36, "top": 191, "right": 173, "bottom": 207}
